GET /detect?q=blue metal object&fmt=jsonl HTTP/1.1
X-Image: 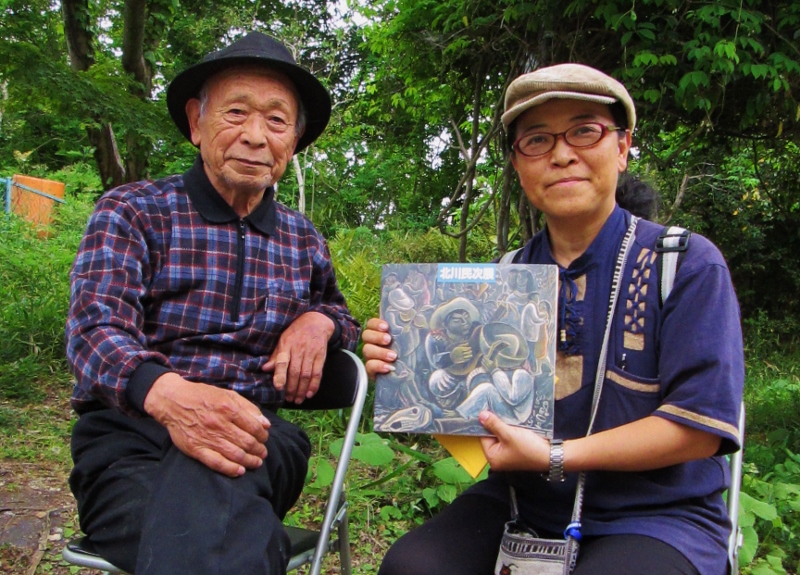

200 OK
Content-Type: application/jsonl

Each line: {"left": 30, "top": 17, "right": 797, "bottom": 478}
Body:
{"left": 2, "top": 177, "right": 66, "bottom": 216}
{"left": 564, "top": 521, "right": 582, "bottom": 541}
{"left": 4, "top": 177, "right": 10, "bottom": 214}
{"left": 10, "top": 180, "right": 66, "bottom": 204}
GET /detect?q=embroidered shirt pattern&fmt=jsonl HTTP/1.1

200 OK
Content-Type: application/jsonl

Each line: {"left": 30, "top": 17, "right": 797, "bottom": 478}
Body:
{"left": 623, "top": 247, "right": 657, "bottom": 351}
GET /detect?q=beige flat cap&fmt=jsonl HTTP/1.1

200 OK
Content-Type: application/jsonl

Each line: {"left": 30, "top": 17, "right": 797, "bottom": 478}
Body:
{"left": 502, "top": 63, "right": 636, "bottom": 133}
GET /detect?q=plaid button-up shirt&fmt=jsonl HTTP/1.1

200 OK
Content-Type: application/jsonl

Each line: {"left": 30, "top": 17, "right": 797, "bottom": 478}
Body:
{"left": 67, "top": 157, "right": 359, "bottom": 415}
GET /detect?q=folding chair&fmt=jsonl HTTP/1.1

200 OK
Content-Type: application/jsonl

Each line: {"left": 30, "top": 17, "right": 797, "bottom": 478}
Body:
{"left": 63, "top": 348, "right": 368, "bottom": 575}
{"left": 727, "top": 402, "right": 746, "bottom": 575}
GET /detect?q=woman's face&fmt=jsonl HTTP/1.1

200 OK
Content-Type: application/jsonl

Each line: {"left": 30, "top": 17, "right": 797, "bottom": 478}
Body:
{"left": 510, "top": 98, "right": 631, "bottom": 229}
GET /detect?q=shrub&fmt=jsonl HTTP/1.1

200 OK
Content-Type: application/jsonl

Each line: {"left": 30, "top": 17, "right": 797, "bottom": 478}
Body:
{"left": 0, "top": 190, "right": 94, "bottom": 401}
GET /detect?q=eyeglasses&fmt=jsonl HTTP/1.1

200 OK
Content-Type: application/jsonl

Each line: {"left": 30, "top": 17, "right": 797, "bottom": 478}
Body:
{"left": 513, "top": 123, "right": 624, "bottom": 157}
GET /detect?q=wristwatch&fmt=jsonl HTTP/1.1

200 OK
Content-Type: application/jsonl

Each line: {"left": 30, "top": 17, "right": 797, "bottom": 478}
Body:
{"left": 547, "top": 438, "right": 565, "bottom": 482}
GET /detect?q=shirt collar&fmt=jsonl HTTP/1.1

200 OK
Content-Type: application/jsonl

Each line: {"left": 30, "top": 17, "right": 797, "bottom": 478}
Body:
{"left": 182, "top": 154, "right": 276, "bottom": 236}
{"left": 556, "top": 205, "right": 628, "bottom": 274}
{"left": 522, "top": 204, "right": 630, "bottom": 275}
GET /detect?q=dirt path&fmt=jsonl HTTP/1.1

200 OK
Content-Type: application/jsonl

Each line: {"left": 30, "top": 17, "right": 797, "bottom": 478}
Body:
{"left": 0, "top": 459, "right": 360, "bottom": 574}
{"left": 0, "top": 460, "right": 101, "bottom": 574}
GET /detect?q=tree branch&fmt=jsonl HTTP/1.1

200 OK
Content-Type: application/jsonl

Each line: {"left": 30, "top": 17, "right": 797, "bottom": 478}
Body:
{"left": 450, "top": 117, "right": 470, "bottom": 162}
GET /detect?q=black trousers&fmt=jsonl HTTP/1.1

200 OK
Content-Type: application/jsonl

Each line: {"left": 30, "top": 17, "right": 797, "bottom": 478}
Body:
{"left": 69, "top": 408, "right": 310, "bottom": 575}
{"left": 377, "top": 491, "right": 702, "bottom": 575}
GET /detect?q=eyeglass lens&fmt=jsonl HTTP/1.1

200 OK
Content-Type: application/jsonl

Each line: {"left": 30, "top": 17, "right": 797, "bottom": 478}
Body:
{"left": 516, "top": 123, "right": 609, "bottom": 157}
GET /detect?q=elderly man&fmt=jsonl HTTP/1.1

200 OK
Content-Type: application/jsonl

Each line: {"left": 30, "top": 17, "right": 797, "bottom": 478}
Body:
{"left": 66, "top": 32, "right": 359, "bottom": 575}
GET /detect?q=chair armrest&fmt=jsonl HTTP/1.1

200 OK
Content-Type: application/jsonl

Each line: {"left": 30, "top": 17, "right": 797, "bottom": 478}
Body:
{"left": 281, "top": 349, "right": 366, "bottom": 411}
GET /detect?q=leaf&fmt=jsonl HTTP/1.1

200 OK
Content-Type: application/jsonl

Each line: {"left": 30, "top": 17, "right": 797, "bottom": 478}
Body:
{"left": 739, "top": 491, "right": 778, "bottom": 521}
{"left": 642, "top": 89, "right": 661, "bottom": 103}
{"left": 621, "top": 31, "right": 633, "bottom": 46}
{"left": 437, "top": 483, "right": 457, "bottom": 503}
{"left": 331, "top": 432, "right": 395, "bottom": 466}
{"left": 432, "top": 457, "right": 475, "bottom": 485}
{"left": 379, "top": 505, "right": 402, "bottom": 520}
{"left": 638, "top": 29, "right": 655, "bottom": 41}
{"left": 739, "top": 525, "right": 758, "bottom": 566}
{"left": 750, "top": 554, "right": 787, "bottom": 575}
{"left": 308, "top": 457, "right": 335, "bottom": 489}
{"left": 422, "top": 486, "right": 439, "bottom": 508}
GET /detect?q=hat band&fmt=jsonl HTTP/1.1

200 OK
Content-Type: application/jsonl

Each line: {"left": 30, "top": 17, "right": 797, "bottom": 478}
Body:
{"left": 502, "top": 91, "right": 617, "bottom": 130}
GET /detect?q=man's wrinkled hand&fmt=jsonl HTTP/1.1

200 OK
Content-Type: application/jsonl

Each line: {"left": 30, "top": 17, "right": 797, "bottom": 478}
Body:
{"left": 144, "top": 373, "right": 271, "bottom": 478}
{"left": 262, "top": 311, "right": 335, "bottom": 404}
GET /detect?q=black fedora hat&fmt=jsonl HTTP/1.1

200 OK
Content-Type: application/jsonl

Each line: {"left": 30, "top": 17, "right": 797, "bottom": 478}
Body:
{"left": 166, "top": 32, "right": 331, "bottom": 153}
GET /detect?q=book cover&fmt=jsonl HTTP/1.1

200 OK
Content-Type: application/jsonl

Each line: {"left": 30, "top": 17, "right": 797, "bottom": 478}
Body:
{"left": 374, "top": 263, "right": 557, "bottom": 437}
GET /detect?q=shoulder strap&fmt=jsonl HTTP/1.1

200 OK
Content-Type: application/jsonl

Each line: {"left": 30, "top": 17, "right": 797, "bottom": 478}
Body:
{"left": 655, "top": 226, "right": 691, "bottom": 305}
{"left": 499, "top": 247, "right": 523, "bottom": 264}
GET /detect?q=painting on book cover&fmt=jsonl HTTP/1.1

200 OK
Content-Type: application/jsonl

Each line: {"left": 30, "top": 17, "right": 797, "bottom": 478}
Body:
{"left": 374, "top": 263, "right": 557, "bottom": 437}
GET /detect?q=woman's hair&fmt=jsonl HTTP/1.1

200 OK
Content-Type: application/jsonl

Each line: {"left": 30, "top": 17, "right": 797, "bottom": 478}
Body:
{"left": 609, "top": 102, "right": 628, "bottom": 130}
{"left": 616, "top": 173, "right": 660, "bottom": 220}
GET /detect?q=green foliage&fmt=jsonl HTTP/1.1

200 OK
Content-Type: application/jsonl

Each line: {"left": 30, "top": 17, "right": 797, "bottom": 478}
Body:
{"left": 740, "top": 450, "right": 800, "bottom": 575}
{"left": 740, "top": 318, "right": 800, "bottom": 574}
{"left": 0, "top": 186, "right": 94, "bottom": 402}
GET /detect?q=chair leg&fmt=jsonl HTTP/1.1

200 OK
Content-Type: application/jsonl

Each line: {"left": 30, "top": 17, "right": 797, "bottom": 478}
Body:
{"left": 338, "top": 507, "right": 352, "bottom": 575}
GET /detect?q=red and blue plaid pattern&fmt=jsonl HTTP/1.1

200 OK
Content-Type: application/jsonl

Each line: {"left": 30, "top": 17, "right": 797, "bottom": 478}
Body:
{"left": 67, "top": 159, "right": 359, "bottom": 415}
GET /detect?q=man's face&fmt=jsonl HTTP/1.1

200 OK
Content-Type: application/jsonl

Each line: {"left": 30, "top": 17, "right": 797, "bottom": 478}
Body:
{"left": 445, "top": 309, "right": 472, "bottom": 338}
{"left": 510, "top": 99, "right": 630, "bottom": 228}
{"left": 511, "top": 270, "right": 529, "bottom": 290}
{"left": 186, "top": 66, "right": 302, "bottom": 198}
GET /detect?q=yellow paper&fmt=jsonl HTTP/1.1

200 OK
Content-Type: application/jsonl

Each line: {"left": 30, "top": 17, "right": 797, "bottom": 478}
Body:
{"left": 434, "top": 434, "right": 488, "bottom": 479}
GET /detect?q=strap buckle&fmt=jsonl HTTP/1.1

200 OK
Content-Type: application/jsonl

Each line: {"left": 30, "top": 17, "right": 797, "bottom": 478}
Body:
{"left": 655, "top": 227, "right": 690, "bottom": 253}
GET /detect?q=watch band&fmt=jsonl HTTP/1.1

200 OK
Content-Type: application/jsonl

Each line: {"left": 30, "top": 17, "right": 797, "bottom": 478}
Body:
{"left": 548, "top": 438, "right": 565, "bottom": 482}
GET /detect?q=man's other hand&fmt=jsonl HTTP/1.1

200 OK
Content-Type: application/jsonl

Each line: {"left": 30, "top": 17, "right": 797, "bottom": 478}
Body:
{"left": 261, "top": 311, "right": 335, "bottom": 404}
{"left": 144, "top": 374, "right": 271, "bottom": 477}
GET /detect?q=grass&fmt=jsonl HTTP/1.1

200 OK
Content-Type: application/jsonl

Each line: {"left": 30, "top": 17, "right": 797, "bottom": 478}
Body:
{"left": 1, "top": 188, "right": 800, "bottom": 574}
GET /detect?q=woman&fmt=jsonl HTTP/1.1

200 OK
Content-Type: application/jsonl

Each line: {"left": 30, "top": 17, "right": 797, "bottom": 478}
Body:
{"left": 362, "top": 64, "right": 744, "bottom": 575}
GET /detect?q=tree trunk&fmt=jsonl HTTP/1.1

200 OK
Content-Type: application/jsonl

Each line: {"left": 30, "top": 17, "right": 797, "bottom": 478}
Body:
{"left": 120, "top": 0, "right": 154, "bottom": 183}
{"left": 293, "top": 154, "right": 306, "bottom": 214}
{"left": 458, "top": 61, "right": 488, "bottom": 262}
{"left": 518, "top": 194, "right": 536, "bottom": 245}
{"left": 458, "top": 173, "right": 473, "bottom": 262}
{"left": 0, "top": 79, "right": 8, "bottom": 137}
{"left": 90, "top": 124, "right": 127, "bottom": 190}
{"left": 497, "top": 155, "right": 514, "bottom": 254}
{"left": 62, "top": 0, "right": 126, "bottom": 190}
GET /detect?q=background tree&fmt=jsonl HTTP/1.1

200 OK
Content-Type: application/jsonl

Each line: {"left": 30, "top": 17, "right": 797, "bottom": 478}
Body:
{"left": 0, "top": 0, "right": 797, "bottom": 316}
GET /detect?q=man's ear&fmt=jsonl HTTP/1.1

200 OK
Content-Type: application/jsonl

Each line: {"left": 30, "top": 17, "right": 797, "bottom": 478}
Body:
{"left": 185, "top": 99, "right": 202, "bottom": 147}
{"left": 291, "top": 127, "right": 305, "bottom": 157}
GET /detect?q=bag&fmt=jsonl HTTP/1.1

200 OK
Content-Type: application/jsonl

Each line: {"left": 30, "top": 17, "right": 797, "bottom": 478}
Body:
{"left": 494, "top": 519, "right": 579, "bottom": 575}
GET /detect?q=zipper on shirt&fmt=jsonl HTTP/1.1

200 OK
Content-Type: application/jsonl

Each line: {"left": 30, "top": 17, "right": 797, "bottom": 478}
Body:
{"left": 231, "top": 219, "right": 246, "bottom": 322}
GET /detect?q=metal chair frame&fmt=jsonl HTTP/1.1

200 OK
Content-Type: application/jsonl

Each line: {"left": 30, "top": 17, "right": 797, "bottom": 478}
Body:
{"left": 727, "top": 403, "right": 746, "bottom": 575}
{"left": 63, "top": 348, "right": 368, "bottom": 575}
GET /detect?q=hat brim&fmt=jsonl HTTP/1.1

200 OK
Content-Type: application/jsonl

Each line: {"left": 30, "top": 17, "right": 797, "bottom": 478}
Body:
{"left": 167, "top": 57, "right": 331, "bottom": 154}
{"left": 502, "top": 92, "right": 617, "bottom": 132}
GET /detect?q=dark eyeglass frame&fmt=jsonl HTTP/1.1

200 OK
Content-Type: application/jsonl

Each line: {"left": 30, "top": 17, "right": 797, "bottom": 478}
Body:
{"left": 513, "top": 122, "right": 625, "bottom": 158}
